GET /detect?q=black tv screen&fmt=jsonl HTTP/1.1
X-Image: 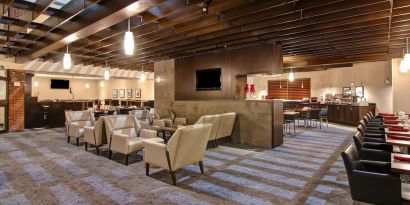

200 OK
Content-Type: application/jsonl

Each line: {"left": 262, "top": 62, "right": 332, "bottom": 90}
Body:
{"left": 196, "top": 68, "right": 221, "bottom": 91}
{"left": 50, "top": 79, "right": 69, "bottom": 89}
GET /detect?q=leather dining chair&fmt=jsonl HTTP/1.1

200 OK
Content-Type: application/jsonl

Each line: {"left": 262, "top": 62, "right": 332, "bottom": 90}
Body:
{"left": 341, "top": 144, "right": 402, "bottom": 205}
{"left": 353, "top": 131, "right": 392, "bottom": 162}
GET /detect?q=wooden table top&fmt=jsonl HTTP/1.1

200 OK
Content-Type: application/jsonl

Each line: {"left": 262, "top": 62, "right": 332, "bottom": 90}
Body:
{"left": 385, "top": 128, "right": 410, "bottom": 137}
{"left": 386, "top": 136, "right": 410, "bottom": 147}
{"left": 391, "top": 153, "right": 410, "bottom": 175}
{"left": 283, "top": 111, "right": 300, "bottom": 115}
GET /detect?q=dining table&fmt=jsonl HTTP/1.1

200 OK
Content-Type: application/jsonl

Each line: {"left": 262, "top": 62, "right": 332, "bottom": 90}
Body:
{"left": 385, "top": 127, "right": 410, "bottom": 137}
{"left": 391, "top": 153, "right": 410, "bottom": 175}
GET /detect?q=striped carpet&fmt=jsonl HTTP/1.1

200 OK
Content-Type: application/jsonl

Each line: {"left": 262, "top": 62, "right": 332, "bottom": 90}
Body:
{"left": 0, "top": 125, "right": 355, "bottom": 205}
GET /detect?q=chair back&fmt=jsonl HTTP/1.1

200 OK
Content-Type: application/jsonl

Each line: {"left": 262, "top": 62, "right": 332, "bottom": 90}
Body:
{"left": 167, "top": 123, "right": 212, "bottom": 170}
{"left": 66, "top": 110, "right": 92, "bottom": 122}
{"left": 130, "top": 110, "right": 149, "bottom": 121}
{"left": 320, "top": 107, "right": 328, "bottom": 118}
{"left": 341, "top": 144, "right": 361, "bottom": 186}
{"left": 352, "top": 131, "right": 364, "bottom": 151}
{"left": 359, "top": 120, "right": 367, "bottom": 129}
{"left": 170, "top": 110, "right": 176, "bottom": 121}
{"left": 195, "top": 115, "right": 222, "bottom": 141}
{"left": 216, "top": 113, "right": 236, "bottom": 139}
{"left": 357, "top": 124, "right": 366, "bottom": 137}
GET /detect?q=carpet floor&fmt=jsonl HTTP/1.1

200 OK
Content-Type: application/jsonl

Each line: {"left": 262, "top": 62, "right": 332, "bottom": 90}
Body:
{"left": 0, "top": 125, "right": 356, "bottom": 205}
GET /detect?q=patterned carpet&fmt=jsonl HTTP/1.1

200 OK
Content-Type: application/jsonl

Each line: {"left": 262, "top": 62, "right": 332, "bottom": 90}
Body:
{"left": 0, "top": 125, "right": 355, "bottom": 205}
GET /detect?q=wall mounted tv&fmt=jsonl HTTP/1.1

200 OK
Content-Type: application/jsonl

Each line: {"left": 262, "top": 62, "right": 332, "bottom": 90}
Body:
{"left": 50, "top": 79, "right": 70, "bottom": 89}
{"left": 196, "top": 68, "right": 222, "bottom": 91}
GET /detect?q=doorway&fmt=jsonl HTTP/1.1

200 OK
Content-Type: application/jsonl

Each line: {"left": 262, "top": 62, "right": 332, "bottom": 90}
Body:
{"left": 0, "top": 70, "right": 7, "bottom": 133}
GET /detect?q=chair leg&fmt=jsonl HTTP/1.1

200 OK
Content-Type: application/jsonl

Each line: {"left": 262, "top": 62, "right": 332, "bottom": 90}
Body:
{"left": 199, "top": 161, "right": 204, "bottom": 174}
{"left": 84, "top": 142, "right": 88, "bottom": 151}
{"left": 125, "top": 154, "right": 128, "bottom": 166}
{"left": 76, "top": 138, "right": 79, "bottom": 146}
{"left": 67, "top": 136, "right": 70, "bottom": 143}
{"left": 109, "top": 150, "right": 112, "bottom": 159}
{"left": 146, "top": 163, "right": 150, "bottom": 176}
{"left": 96, "top": 146, "right": 100, "bottom": 156}
{"left": 170, "top": 171, "right": 176, "bottom": 185}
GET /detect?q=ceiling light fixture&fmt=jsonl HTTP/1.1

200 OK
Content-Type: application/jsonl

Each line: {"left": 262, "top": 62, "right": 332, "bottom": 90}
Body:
{"left": 401, "top": 37, "right": 410, "bottom": 73}
{"left": 279, "top": 79, "right": 282, "bottom": 89}
{"left": 140, "top": 66, "right": 146, "bottom": 82}
{"left": 301, "top": 79, "right": 304, "bottom": 88}
{"left": 124, "top": 18, "right": 135, "bottom": 55}
{"left": 288, "top": 68, "right": 295, "bottom": 82}
{"left": 63, "top": 45, "right": 71, "bottom": 70}
{"left": 104, "top": 59, "right": 110, "bottom": 80}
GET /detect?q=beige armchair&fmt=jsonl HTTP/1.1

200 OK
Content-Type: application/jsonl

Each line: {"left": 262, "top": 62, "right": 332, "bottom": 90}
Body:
{"left": 129, "top": 109, "right": 150, "bottom": 129}
{"left": 195, "top": 115, "right": 222, "bottom": 146}
{"left": 104, "top": 115, "right": 163, "bottom": 165}
{"left": 144, "top": 123, "right": 212, "bottom": 185}
{"left": 84, "top": 117, "right": 107, "bottom": 155}
{"left": 65, "top": 111, "right": 93, "bottom": 146}
{"left": 215, "top": 112, "right": 236, "bottom": 147}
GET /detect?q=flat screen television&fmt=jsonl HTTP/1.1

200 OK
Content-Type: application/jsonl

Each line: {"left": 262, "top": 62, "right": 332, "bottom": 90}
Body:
{"left": 196, "top": 68, "right": 221, "bottom": 91}
{"left": 50, "top": 79, "right": 70, "bottom": 89}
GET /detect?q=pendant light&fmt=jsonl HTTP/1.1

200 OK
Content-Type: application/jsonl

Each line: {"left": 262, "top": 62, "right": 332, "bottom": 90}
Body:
{"left": 400, "top": 48, "right": 409, "bottom": 73}
{"left": 63, "top": 45, "right": 71, "bottom": 69}
{"left": 301, "top": 79, "right": 304, "bottom": 88}
{"left": 288, "top": 68, "right": 295, "bottom": 82}
{"left": 279, "top": 79, "right": 282, "bottom": 89}
{"left": 402, "top": 38, "right": 410, "bottom": 73}
{"left": 124, "top": 18, "right": 135, "bottom": 55}
{"left": 104, "top": 59, "right": 110, "bottom": 80}
{"left": 140, "top": 66, "right": 146, "bottom": 82}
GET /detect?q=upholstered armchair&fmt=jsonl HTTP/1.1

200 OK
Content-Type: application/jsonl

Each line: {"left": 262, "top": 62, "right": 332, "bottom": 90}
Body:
{"left": 84, "top": 117, "right": 107, "bottom": 155}
{"left": 353, "top": 131, "right": 391, "bottom": 162}
{"left": 215, "top": 112, "right": 236, "bottom": 146}
{"left": 104, "top": 115, "right": 163, "bottom": 165}
{"left": 341, "top": 144, "right": 402, "bottom": 205}
{"left": 195, "top": 115, "right": 222, "bottom": 146}
{"left": 129, "top": 109, "right": 150, "bottom": 129}
{"left": 65, "top": 110, "right": 93, "bottom": 146}
{"left": 144, "top": 123, "right": 212, "bottom": 185}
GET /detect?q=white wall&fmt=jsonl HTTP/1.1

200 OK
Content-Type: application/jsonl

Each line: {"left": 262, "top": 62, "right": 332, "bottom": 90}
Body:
{"left": 31, "top": 76, "right": 154, "bottom": 101}
{"left": 98, "top": 79, "right": 154, "bottom": 101}
{"left": 252, "top": 61, "right": 393, "bottom": 113}
{"left": 392, "top": 58, "right": 410, "bottom": 113}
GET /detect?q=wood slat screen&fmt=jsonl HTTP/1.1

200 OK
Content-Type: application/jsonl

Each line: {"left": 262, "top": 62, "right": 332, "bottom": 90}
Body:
{"left": 268, "top": 78, "right": 311, "bottom": 100}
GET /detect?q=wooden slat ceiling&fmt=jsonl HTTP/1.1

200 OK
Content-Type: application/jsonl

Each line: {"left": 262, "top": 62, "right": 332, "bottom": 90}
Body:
{"left": 0, "top": 0, "right": 409, "bottom": 72}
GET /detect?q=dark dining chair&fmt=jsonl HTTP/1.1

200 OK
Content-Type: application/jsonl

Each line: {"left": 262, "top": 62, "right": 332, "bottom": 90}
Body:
{"left": 309, "top": 109, "right": 321, "bottom": 129}
{"left": 319, "top": 107, "right": 328, "bottom": 127}
{"left": 353, "top": 131, "right": 392, "bottom": 162}
{"left": 341, "top": 144, "right": 402, "bottom": 205}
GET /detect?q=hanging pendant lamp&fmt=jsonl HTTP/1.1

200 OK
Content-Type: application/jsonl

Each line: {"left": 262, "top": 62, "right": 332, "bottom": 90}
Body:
{"left": 63, "top": 45, "right": 71, "bottom": 69}
{"left": 140, "top": 66, "right": 146, "bottom": 82}
{"left": 289, "top": 68, "right": 295, "bottom": 82}
{"left": 124, "top": 18, "right": 135, "bottom": 55}
{"left": 104, "top": 59, "right": 110, "bottom": 80}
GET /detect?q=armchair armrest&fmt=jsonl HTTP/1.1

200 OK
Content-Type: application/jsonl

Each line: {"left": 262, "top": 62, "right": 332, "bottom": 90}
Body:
{"left": 365, "top": 133, "right": 385, "bottom": 139}
{"left": 143, "top": 140, "right": 169, "bottom": 170}
{"left": 361, "top": 160, "right": 392, "bottom": 174}
{"left": 364, "top": 137, "right": 386, "bottom": 143}
{"left": 140, "top": 129, "right": 157, "bottom": 139}
{"left": 360, "top": 149, "right": 391, "bottom": 162}
{"left": 174, "top": 117, "right": 187, "bottom": 126}
{"left": 351, "top": 170, "right": 401, "bottom": 205}
{"left": 363, "top": 142, "right": 393, "bottom": 152}
{"left": 152, "top": 119, "right": 165, "bottom": 128}
{"left": 110, "top": 133, "right": 130, "bottom": 153}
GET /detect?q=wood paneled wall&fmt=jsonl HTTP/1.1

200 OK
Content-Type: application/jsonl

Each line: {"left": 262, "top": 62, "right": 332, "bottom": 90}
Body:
{"left": 268, "top": 78, "right": 311, "bottom": 100}
{"left": 174, "top": 43, "right": 283, "bottom": 100}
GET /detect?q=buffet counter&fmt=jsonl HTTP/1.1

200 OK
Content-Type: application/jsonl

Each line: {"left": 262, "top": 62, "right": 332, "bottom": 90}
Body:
{"left": 284, "top": 101, "right": 376, "bottom": 126}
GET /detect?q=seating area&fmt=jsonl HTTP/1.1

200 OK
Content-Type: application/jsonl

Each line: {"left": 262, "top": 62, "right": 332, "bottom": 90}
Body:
{"left": 3, "top": 1, "right": 410, "bottom": 204}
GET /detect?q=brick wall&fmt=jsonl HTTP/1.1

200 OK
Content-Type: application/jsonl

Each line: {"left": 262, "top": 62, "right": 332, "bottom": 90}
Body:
{"left": 8, "top": 70, "right": 25, "bottom": 132}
